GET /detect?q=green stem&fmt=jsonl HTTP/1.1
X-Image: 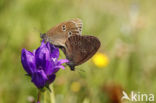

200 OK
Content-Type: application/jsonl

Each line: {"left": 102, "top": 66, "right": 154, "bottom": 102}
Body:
{"left": 37, "top": 90, "right": 41, "bottom": 103}
{"left": 50, "top": 84, "right": 55, "bottom": 103}
{"left": 44, "top": 91, "right": 47, "bottom": 103}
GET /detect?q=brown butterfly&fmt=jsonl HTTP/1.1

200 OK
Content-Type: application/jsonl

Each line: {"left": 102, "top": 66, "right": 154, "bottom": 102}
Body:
{"left": 61, "top": 35, "right": 101, "bottom": 70}
{"left": 41, "top": 18, "right": 100, "bottom": 70}
{"left": 41, "top": 18, "right": 82, "bottom": 47}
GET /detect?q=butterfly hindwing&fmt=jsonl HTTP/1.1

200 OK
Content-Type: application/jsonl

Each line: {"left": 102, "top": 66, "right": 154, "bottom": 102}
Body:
{"left": 64, "top": 35, "right": 101, "bottom": 70}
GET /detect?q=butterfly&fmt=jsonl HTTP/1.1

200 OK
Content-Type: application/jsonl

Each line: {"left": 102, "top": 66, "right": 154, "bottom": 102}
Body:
{"left": 41, "top": 18, "right": 101, "bottom": 70}
{"left": 41, "top": 18, "right": 83, "bottom": 47}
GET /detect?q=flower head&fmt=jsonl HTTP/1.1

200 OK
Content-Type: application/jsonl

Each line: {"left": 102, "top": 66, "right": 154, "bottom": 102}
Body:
{"left": 92, "top": 52, "right": 109, "bottom": 68}
{"left": 21, "top": 41, "right": 68, "bottom": 88}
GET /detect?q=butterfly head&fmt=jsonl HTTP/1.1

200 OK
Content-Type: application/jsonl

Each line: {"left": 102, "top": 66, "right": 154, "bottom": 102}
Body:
{"left": 40, "top": 33, "right": 48, "bottom": 42}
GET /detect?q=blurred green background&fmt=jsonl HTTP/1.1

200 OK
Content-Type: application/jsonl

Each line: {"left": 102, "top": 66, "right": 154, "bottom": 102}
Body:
{"left": 0, "top": 0, "right": 156, "bottom": 103}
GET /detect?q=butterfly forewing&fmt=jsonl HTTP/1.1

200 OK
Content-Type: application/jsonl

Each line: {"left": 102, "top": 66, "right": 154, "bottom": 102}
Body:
{"left": 41, "top": 18, "right": 83, "bottom": 47}
{"left": 64, "top": 35, "right": 101, "bottom": 70}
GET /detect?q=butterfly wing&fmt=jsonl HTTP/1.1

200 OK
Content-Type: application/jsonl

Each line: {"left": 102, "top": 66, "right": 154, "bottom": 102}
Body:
{"left": 41, "top": 18, "right": 83, "bottom": 47}
{"left": 63, "top": 35, "right": 101, "bottom": 70}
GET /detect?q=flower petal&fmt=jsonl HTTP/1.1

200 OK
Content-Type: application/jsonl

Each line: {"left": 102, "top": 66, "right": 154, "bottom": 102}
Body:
{"left": 44, "top": 60, "right": 55, "bottom": 75}
{"left": 31, "top": 70, "right": 48, "bottom": 88}
{"left": 51, "top": 65, "right": 65, "bottom": 73}
{"left": 57, "top": 59, "right": 69, "bottom": 65}
{"left": 47, "top": 74, "right": 56, "bottom": 85}
{"left": 21, "top": 49, "right": 36, "bottom": 75}
{"left": 35, "top": 41, "right": 50, "bottom": 69}
{"left": 55, "top": 65, "right": 65, "bottom": 70}
{"left": 47, "top": 42, "right": 59, "bottom": 59}
{"left": 33, "top": 50, "right": 36, "bottom": 55}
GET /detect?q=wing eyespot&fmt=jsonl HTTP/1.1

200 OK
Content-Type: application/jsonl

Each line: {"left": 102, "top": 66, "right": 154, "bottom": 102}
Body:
{"left": 81, "top": 49, "right": 87, "bottom": 55}
{"left": 71, "top": 41, "right": 77, "bottom": 45}
{"left": 77, "top": 42, "right": 81, "bottom": 46}
{"left": 62, "top": 25, "right": 66, "bottom": 31}
{"left": 68, "top": 31, "right": 72, "bottom": 37}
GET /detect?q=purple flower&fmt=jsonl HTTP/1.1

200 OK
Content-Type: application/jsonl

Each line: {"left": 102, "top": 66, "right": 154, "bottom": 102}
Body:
{"left": 21, "top": 41, "right": 68, "bottom": 88}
